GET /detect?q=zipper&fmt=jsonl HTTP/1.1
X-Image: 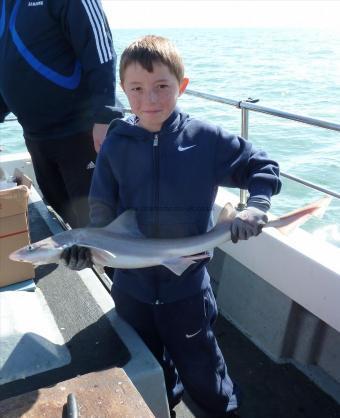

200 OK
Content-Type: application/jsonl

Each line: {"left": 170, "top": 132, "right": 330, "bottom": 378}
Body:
{"left": 153, "top": 133, "right": 161, "bottom": 304}
{"left": 153, "top": 133, "right": 160, "bottom": 237}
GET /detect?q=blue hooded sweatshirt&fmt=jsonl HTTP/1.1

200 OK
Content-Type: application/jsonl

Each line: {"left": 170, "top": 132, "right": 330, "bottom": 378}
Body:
{"left": 89, "top": 108, "right": 281, "bottom": 304}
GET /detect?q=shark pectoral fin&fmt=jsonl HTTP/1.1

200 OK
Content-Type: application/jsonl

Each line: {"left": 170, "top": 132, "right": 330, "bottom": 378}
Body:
{"left": 104, "top": 210, "right": 144, "bottom": 238}
{"left": 162, "top": 258, "right": 196, "bottom": 276}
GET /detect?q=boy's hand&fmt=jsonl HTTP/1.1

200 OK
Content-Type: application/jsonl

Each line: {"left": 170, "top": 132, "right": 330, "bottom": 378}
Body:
{"left": 60, "top": 245, "right": 92, "bottom": 270}
{"left": 231, "top": 207, "right": 268, "bottom": 243}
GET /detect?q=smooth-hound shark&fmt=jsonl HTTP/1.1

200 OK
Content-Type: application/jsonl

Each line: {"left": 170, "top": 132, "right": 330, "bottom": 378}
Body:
{"left": 10, "top": 197, "right": 331, "bottom": 276}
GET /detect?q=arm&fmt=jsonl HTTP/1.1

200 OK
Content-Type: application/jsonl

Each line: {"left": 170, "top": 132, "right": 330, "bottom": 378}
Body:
{"left": 215, "top": 128, "right": 281, "bottom": 242}
{"left": 0, "top": 94, "right": 10, "bottom": 123}
{"left": 215, "top": 128, "right": 281, "bottom": 207}
{"left": 56, "top": 0, "right": 123, "bottom": 150}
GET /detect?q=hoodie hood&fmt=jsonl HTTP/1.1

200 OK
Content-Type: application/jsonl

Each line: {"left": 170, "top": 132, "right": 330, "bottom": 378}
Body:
{"left": 107, "top": 107, "right": 191, "bottom": 140}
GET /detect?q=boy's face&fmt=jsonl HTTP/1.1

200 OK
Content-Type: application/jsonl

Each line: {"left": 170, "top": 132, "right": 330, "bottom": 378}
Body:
{"left": 121, "top": 62, "right": 188, "bottom": 132}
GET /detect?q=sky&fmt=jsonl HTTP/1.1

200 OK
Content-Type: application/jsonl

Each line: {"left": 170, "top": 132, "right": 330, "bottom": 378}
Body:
{"left": 102, "top": 0, "right": 340, "bottom": 30}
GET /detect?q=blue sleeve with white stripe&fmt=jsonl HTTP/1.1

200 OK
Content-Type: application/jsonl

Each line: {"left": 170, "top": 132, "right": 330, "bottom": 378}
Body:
{"left": 59, "top": 0, "right": 119, "bottom": 124}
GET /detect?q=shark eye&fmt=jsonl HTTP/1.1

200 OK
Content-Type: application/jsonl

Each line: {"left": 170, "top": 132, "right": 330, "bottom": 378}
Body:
{"left": 28, "top": 245, "right": 34, "bottom": 252}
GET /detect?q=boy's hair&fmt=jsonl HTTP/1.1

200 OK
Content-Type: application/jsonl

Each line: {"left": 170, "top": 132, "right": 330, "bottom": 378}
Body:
{"left": 120, "top": 35, "right": 184, "bottom": 84}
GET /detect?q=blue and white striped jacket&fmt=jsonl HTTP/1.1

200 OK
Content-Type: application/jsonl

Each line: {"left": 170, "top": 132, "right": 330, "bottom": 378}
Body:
{"left": 0, "top": 0, "right": 119, "bottom": 139}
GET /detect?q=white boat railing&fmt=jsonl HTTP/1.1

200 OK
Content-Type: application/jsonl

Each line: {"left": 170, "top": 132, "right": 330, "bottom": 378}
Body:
{"left": 2, "top": 91, "right": 340, "bottom": 203}
{"left": 185, "top": 89, "right": 340, "bottom": 133}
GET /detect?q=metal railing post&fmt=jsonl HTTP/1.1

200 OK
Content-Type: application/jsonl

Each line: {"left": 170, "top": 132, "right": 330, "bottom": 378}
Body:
{"left": 238, "top": 105, "right": 249, "bottom": 210}
{"left": 237, "top": 98, "right": 260, "bottom": 210}
{"left": 237, "top": 99, "right": 257, "bottom": 210}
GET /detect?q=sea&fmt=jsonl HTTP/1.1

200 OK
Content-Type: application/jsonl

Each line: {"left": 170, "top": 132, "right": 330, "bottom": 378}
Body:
{"left": 1, "top": 28, "right": 339, "bottom": 247}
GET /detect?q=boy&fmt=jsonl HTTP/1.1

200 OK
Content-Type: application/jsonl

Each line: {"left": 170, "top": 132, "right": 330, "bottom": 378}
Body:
{"left": 62, "top": 35, "right": 281, "bottom": 417}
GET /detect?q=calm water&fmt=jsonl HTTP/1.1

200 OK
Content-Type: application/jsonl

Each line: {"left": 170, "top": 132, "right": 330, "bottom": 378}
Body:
{"left": 1, "top": 28, "right": 339, "bottom": 247}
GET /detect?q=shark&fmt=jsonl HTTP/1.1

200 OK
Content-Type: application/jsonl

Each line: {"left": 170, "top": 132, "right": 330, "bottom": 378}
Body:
{"left": 9, "top": 197, "right": 331, "bottom": 276}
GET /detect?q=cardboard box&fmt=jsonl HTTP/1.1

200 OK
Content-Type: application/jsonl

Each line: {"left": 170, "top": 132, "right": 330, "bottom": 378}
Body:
{"left": 0, "top": 171, "right": 35, "bottom": 288}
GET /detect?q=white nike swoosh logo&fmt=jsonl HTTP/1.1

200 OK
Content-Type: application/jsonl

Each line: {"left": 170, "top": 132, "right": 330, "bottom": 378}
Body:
{"left": 178, "top": 145, "right": 197, "bottom": 152}
{"left": 185, "top": 329, "right": 202, "bottom": 339}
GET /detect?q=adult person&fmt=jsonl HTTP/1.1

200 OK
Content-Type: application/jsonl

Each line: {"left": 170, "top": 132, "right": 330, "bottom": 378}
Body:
{"left": 0, "top": 0, "right": 122, "bottom": 227}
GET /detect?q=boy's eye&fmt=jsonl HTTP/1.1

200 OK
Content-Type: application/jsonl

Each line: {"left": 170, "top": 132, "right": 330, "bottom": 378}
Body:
{"left": 158, "top": 84, "right": 168, "bottom": 89}
{"left": 131, "top": 87, "right": 142, "bottom": 91}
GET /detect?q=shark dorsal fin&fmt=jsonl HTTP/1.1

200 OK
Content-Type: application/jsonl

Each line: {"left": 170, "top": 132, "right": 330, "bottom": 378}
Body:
{"left": 103, "top": 210, "right": 144, "bottom": 238}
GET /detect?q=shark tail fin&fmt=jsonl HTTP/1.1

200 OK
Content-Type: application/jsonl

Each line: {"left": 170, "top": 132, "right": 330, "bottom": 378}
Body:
{"left": 266, "top": 196, "right": 332, "bottom": 235}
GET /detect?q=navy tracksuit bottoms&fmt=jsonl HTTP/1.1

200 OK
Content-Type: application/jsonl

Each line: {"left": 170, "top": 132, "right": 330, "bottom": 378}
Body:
{"left": 111, "top": 284, "right": 239, "bottom": 416}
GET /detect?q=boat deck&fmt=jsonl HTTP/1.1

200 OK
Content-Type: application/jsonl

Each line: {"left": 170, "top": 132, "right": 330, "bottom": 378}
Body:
{"left": 0, "top": 201, "right": 130, "bottom": 400}
{"left": 174, "top": 314, "right": 340, "bottom": 417}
